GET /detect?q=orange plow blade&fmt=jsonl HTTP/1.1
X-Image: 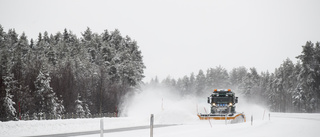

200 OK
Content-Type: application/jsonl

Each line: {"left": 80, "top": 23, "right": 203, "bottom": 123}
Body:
{"left": 197, "top": 113, "right": 246, "bottom": 123}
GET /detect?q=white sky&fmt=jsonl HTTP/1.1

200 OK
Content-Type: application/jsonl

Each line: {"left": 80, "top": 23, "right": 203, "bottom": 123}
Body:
{"left": 1, "top": 0, "right": 320, "bottom": 82}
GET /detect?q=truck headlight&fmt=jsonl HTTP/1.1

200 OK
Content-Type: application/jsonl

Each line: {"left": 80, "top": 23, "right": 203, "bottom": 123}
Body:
{"left": 212, "top": 103, "right": 216, "bottom": 106}
{"left": 229, "top": 103, "right": 232, "bottom": 106}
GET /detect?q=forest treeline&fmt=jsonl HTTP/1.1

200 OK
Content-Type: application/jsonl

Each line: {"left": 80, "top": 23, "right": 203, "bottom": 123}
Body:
{"left": 149, "top": 41, "right": 320, "bottom": 113}
{"left": 0, "top": 25, "right": 145, "bottom": 121}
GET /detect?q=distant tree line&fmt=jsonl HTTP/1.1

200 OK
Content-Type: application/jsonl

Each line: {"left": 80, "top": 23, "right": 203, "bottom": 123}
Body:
{"left": 149, "top": 41, "right": 320, "bottom": 113}
{"left": 0, "top": 25, "right": 145, "bottom": 121}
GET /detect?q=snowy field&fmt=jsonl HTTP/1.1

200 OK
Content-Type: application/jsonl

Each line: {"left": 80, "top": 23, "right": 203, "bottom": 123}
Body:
{"left": 1, "top": 88, "right": 319, "bottom": 137}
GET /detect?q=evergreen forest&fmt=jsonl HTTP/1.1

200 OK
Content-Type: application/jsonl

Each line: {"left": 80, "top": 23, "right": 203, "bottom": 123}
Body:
{"left": 149, "top": 41, "right": 320, "bottom": 113}
{"left": 0, "top": 25, "right": 145, "bottom": 121}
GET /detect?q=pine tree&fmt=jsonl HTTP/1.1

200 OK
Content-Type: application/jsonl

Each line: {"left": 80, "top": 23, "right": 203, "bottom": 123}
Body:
{"left": 189, "top": 73, "right": 196, "bottom": 94}
{"left": 195, "top": 70, "right": 206, "bottom": 96}
{"left": 240, "top": 67, "right": 260, "bottom": 100}
{"left": 0, "top": 27, "right": 17, "bottom": 121}
{"left": 55, "top": 99, "right": 65, "bottom": 118}
{"left": 0, "top": 25, "right": 5, "bottom": 46}
{"left": 276, "top": 58, "right": 295, "bottom": 112}
{"left": 7, "top": 29, "right": 18, "bottom": 46}
{"left": 1, "top": 72, "right": 17, "bottom": 121}
{"left": 30, "top": 39, "right": 34, "bottom": 49}
{"left": 34, "top": 70, "right": 58, "bottom": 115}
{"left": 83, "top": 103, "right": 91, "bottom": 118}
{"left": 296, "top": 41, "right": 320, "bottom": 112}
{"left": 229, "top": 66, "right": 247, "bottom": 89}
{"left": 82, "top": 27, "right": 92, "bottom": 42}
{"left": 206, "top": 66, "right": 229, "bottom": 89}
{"left": 181, "top": 75, "right": 190, "bottom": 95}
{"left": 75, "top": 94, "right": 85, "bottom": 118}
{"left": 267, "top": 73, "right": 277, "bottom": 111}
{"left": 292, "top": 61, "right": 303, "bottom": 112}
{"left": 12, "top": 32, "right": 30, "bottom": 114}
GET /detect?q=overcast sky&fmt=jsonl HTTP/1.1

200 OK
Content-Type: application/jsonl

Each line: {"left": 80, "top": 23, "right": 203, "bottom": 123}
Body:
{"left": 1, "top": 0, "right": 320, "bottom": 82}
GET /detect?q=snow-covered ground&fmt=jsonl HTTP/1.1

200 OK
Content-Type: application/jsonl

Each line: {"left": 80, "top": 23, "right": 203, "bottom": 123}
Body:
{"left": 1, "top": 112, "right": 319, "bottom": 137}
{"left": 96, "top": 113, "right": 320, "bottom": 137}
{"left": 1, "top": 88, "right": 319, "bottom": 137}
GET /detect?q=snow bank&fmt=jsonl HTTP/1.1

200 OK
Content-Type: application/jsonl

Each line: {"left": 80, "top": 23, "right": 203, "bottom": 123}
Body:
{"left": 0, "top": 117, "right": 147, "bottom": 136}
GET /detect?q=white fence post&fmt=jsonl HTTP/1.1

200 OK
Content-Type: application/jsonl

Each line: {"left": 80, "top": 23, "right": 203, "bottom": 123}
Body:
{"left": 100, "top": 119, "right": 104, "bottom": 137}
{"left": 150, "top": 114, "right": 154, "bottom": 137}
{"left": 225, "top": 114, "right": 227, "bottom": 125}
{"left": 269, "top": 113, "right": 270, "bottom": 121}
{"left": 262, "top": 110, "right": 265, "bottom": 120}
{"left": 251, "top": 115, "right": 253, "bottom": 126}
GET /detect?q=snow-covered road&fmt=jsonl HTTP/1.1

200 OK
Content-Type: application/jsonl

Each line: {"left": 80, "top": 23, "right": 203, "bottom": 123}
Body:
{"left": 79, "top": 113, "right": 320, "bottom": 137}
{"left": 1, "top": 113, "right": 319, "bottom": 137}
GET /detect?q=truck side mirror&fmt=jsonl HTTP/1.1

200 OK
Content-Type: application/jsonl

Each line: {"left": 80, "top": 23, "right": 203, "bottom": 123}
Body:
{"left": 207, "top": 97, "right": 211, "bottom": 104}
{"left": 235, "top": 97, "right": 238, "bottom": 103}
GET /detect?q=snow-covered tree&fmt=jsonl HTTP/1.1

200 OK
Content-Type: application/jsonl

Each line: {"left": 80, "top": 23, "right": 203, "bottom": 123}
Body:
{"left": 34, "top": 70, "right": 58, "bottom": 115}
{"left": 229, "top": 66, "right": 247, "bottom": 89}
{"left": 0, "top": 28, "right": 18, "bottom": 121}
{"left": 161, "top": 76, "right": 177, "bottom": 90}
{"left": 276, "top": 58, "right": 295, "bottom": 112}
{"left": 55, "top": 99, "right": 65, "bottom": 118}
{"left": 83, "top": 103, "right": 91, "bottom": 118}
{"left": 296, "top": 41, "right": 320, "bottom": 112}
{"left": 189, "top": 73, "right": 196, "bottom": 94}
{"left": 75, "top": 94, "right": 85, "bottom": 118}
{"left": 195, "top": 69, "right": 206, "bottom": 96}
{"left": 206, "top": 66, "right": 229, "bottom": 89}
{"left": 181, "top": 75, "right": 190, "bottom": 95}
{"left": 240, "top": 67, "right": 260, "bottom": 99}
{"left": 0, "top": 73, "right": 17, "bottom": 121}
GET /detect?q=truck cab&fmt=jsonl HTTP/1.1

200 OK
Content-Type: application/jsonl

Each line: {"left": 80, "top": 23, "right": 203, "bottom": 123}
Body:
{"left": 207, "top": 89, "right": 238, "bottom": 116}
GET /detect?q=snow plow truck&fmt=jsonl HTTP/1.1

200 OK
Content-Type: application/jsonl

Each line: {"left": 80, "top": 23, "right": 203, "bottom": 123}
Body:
{"left": 197, "top": 89, "right": 246, "bottom": 123}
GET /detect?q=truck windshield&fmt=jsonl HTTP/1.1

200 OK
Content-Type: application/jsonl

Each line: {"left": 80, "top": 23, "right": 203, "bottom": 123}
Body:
{"left": 213, "top": 96, "right": 232, "bottom": 103}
